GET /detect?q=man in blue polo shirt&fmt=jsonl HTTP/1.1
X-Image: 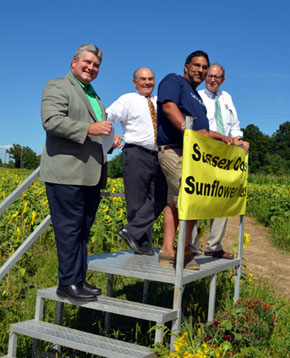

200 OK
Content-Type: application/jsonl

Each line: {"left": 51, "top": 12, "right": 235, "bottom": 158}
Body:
{"left": 157, "top": 50, "right": 233, "bottom": 270}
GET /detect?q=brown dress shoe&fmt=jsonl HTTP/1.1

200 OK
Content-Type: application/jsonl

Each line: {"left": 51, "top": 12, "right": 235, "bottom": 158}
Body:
{"left": 158, "top": 250, "right": 176, "bottom": 264}
{"left": 184, "top": 257, "right": 200, "bottom": 270}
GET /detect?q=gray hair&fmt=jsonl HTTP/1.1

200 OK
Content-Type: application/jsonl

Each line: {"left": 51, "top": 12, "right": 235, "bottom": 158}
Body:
{"left": 210, "top": 63, "right": 225, "bottom": 78}
{"left": 133, "top": 69, "right": 139, "bottom": 80}
{"left": 73, "top": 44, "right": 103, "bottom": 63}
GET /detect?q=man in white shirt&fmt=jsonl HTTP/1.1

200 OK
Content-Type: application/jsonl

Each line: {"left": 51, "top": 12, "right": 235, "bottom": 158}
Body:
{"left": 107, "top": 68, "right": 167, "bottom": 255}
{"left": 190, "top": 63, "right": 249, "bottom": 259}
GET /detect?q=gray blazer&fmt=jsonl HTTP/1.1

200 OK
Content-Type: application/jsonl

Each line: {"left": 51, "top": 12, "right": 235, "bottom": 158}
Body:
{"left": 40, "top": 72, "right": 107, "bottom": 187}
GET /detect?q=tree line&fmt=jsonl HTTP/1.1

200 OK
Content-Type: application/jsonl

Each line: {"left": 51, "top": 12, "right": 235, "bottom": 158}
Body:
{"left": 1, "top": 121, "right": 289, "bottom": 175}
{"left": 242, "top": 121, "right": 290, "bottom": 175}
{"left": 0, "top": 144, "right": 40, "bottom": 169}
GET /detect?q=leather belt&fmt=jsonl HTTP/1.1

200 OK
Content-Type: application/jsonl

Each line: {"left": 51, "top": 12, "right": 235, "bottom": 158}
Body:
{"left": 124, "top": 143, "right": 158, "bottom": 156}
{"left": 158, "top": 144, "right": 182, "bottom": 152}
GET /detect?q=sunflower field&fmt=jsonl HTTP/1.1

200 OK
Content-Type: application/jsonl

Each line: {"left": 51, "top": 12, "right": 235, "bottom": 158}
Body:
{"left": 0, "top": 168, "right": 290, "bottom": 357}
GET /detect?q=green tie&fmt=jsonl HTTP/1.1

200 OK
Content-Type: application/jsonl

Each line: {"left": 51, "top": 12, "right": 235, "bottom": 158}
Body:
{"left": 215, "top": 94, "right": 225, "bottom": 135}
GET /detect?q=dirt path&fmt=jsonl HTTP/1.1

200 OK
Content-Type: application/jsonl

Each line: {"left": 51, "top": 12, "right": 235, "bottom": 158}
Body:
{"left": 199, "top": 216, "right": 290, "bottom": 298}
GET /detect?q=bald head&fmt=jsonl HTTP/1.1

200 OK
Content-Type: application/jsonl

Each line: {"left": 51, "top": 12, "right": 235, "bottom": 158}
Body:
{"left": 133, "top": 68, "right": 155, "bottom": 97}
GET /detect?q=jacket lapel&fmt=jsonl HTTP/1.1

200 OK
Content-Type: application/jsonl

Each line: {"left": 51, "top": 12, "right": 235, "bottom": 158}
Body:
{"left": 66, "top": 73, "right": 99, "bottom": 122}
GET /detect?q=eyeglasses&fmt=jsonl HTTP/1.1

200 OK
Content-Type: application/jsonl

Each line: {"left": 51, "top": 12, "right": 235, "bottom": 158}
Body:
{"left": 207, "top": 74, "right": 224, "bottom": 79}
{"left": 190, "top": 63, "right": 208, "bottom": 71}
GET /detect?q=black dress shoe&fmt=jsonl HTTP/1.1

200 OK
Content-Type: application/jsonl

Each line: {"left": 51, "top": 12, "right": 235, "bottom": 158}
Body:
{"left": 135, "top": 246, "right": 155, "bottom": 256}
{"left": 56, "top": 284, "right": 98, "bottom": 301}
{"left": 82, "top": 281, "right": 102, "bottom": 296}
{"left": 118, "top": 228, "right": 143, "bottom": 254}
{"left": 204, "top": 250, "right": 234, "bottom": 259}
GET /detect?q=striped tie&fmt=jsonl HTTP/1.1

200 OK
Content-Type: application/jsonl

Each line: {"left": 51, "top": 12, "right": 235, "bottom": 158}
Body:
{"left": 146, "top": 96, "right": 157, "bottom": 143}
{"left": 215, "top": 94, "right": 225, "bottom": 135}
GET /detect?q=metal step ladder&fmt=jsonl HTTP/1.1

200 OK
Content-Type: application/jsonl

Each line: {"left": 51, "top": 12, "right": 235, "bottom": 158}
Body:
{"left": 2, "top": 241, "right": 243, "bottom": 357}
{"left": 3, "top": 280, "right": 178, "bottom": 357}
{"left": 35, "top": 286, "right": 178, "bottom": 343}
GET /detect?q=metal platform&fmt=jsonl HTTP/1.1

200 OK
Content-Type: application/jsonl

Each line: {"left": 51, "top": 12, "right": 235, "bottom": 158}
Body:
{"left": 88, "top": 249, "right": 240, "bottom": 285}
{"left": 7, "top": 320, "right": 156, "bottom": 358}
{"left": 36, "top": 286, "right": 177, "bottom": 325}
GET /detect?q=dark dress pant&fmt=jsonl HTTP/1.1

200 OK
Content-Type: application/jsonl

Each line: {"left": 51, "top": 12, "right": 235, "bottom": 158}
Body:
{"left": 121, "top": 145, "right": 167, "bottom": 247}
{"left": 45, "top": 183, "right": 101, "bottom": 286}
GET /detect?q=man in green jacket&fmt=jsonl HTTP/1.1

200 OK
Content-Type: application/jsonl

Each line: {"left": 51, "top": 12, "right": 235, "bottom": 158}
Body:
{"left": 40, "top": 44, "right": 120, "bottom": 301}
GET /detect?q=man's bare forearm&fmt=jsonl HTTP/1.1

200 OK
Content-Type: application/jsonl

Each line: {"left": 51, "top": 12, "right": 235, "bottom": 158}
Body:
{"left": 162, "top": 101, "right": 186, "bottom": 132}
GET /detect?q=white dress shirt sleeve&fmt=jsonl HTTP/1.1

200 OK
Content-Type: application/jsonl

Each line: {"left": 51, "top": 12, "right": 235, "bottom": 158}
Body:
{"left": 106, "top": 95, "right": 129, "bottom": 124}
{"left": 106, "top": 93, "right": 156, "bottom": 150}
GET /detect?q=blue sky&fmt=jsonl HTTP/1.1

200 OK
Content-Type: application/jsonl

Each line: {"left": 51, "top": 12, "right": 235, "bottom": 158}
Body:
{"left": 1, "top": 0, "right": 290, "bottom": 162}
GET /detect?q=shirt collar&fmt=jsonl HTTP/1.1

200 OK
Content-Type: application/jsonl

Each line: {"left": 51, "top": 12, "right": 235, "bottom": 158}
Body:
{"left": 136, "top": 91, "right": 154, "bottom": 99}
{"left": 204, "top": 87, "right": 220, "bottom": 99}
{"left": 70, "top": 71, "right": 95, "bottom": 95}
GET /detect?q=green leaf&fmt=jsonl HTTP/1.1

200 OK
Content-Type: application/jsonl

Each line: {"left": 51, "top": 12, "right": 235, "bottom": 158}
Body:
{"left": 221, "top": 341, "right": 232, "bottom": 351}
{"left": 225, "top": 322, "right": 233, "bottom": 330}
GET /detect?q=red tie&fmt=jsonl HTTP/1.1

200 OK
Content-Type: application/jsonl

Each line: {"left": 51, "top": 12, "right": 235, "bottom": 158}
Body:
{"left": 146, "top": 96, "right": 157, "bottom": 143}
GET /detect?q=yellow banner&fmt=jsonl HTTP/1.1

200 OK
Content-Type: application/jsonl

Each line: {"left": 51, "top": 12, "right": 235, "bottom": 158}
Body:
{"left": 178, "top": 130, "right": 248, "bottom": 220}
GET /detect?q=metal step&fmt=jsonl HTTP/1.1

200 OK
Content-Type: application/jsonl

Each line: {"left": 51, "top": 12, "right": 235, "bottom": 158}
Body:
{"left": 9, "top": 320, "right": 157, "bottom": 358}
{"left": 37, "top": 287, "right": 177, "bottom": 324}
{"left": 88, "top": 249, "right": 241, "bottom": 284}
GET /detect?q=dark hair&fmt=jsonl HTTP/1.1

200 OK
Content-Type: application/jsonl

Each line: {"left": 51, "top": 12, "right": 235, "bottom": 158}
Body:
{"left": 185, "top": 50, "right": 210, "bottom": 67}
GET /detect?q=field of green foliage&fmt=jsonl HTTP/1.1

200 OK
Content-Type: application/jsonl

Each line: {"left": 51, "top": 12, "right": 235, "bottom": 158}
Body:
{"left": 247, "top": 174, "right": 290, "bottom": 250}
{"left": 0, "top": 168, "right": 289, "bottom": 357}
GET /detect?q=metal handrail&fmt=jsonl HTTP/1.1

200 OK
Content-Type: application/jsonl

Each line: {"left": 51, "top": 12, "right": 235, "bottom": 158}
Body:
{"left": 0, "top": 167, "right": 40, "bottom": 216}
{"left": 0, "top": 215, "right": 51, "bottom": 280}
{"left": 0, "top": 168, "right": 125, "bottom": 281}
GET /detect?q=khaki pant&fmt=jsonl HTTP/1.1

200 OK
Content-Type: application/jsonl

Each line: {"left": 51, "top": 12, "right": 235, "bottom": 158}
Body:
{"left": 190, "top": 217, "right": 228, "bottom": 253}
{"left": 158, "top": 147, "right": 183, "bottom": 206}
